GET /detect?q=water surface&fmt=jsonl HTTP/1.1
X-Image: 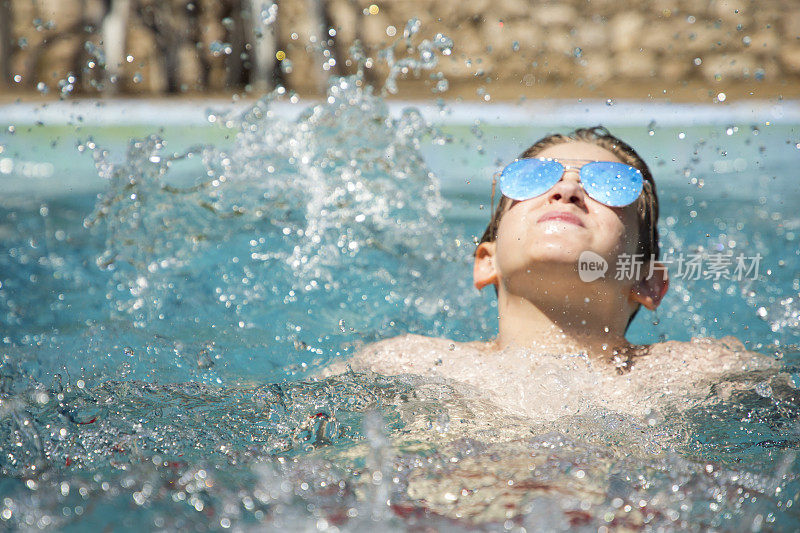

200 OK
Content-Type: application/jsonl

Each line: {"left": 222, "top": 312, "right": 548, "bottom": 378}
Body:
{"left": 1, "top": 83, "right": 800, "bottom": 530}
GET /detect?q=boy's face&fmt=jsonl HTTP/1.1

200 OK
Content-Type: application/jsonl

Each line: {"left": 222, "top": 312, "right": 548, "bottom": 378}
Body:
{"left": 492, "top": 141, "right": 641, "bottom": 290}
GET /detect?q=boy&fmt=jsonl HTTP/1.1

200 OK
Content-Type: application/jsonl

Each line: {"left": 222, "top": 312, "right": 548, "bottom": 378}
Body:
{"left": 324, "top": 127, "right": 774, "bottom": 419}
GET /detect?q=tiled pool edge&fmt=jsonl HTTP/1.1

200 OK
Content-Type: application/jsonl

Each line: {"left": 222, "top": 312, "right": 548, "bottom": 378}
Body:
{"left": 2, "top": 98, "right": 799, "bottom": 127}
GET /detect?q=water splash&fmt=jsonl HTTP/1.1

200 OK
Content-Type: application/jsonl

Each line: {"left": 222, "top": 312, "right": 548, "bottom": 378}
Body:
{"left": 381, "top": 20, "right": 453, "bottom": 94}
{"left": 78, "top": 33, "right": 470, "bottom": 382}
{"left": 3, "top": 367, "right": 799, "bottom": 530}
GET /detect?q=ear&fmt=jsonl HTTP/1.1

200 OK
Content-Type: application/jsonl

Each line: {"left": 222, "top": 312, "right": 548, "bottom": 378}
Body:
{"left": 473, "top": 241, "right": 500, "bottom": 290}
{"left": 629, "top": 261, "right": 669, "bottom": 310}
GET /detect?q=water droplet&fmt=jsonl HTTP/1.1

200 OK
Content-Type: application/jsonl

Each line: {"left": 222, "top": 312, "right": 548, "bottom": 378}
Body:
{"left": 404, "top": 17, "right": 421, "bottom": 39}
{"left": 209, "top": 41, "right": 232, "bottom": 56}
{"left": 436, "top": 412, "right": 450, "bottom": 433}
{"left": 197, "top": 351, "right": 214, "bottom": 369}
{"left": 754, "top": 381, "right": 773, "bottom": 398}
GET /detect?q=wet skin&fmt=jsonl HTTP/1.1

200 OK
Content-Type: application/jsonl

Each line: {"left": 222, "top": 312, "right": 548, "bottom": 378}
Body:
{"left": 474, "top": 140, "right": 660, "bottom": 354}
{"left": 492, "top": 143, "right": 641, "bottom": 300}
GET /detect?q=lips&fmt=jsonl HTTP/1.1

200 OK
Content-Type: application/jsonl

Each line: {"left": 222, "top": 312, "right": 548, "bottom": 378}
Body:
{"left": 537, "top": 211, "right": 585, "bottom": 227}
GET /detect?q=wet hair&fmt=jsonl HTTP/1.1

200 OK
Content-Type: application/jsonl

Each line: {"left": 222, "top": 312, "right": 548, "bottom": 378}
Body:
{"left": 476, "top": 126, "right": 660, "bottom": 328}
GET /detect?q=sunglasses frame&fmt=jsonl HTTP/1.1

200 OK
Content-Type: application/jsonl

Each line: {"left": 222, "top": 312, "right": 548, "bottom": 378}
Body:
{"left": 490, "top": 157, "right": 644, "bottom": 214}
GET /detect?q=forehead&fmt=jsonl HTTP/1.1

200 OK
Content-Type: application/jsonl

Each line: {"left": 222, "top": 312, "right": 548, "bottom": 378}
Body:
{"left": 535, "top": 140, "right": 623, "bottom": 164}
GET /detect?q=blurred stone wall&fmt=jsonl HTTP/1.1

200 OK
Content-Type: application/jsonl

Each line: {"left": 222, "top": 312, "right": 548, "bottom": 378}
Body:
{"left": 1, "top": 0, "right": 798, "bottom": 97}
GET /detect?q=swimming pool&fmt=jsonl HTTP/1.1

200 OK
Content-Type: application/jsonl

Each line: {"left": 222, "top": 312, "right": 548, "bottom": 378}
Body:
{"left": 2, "top": 81, "right": 800, "bottom": 530}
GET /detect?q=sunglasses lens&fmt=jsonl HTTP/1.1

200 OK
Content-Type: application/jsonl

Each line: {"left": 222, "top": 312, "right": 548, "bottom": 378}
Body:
{"left": 580, "top": 162, "right": 643, "bottom": 207}
{"left": 499, "top": 159, "right": 563, "bottom": 201}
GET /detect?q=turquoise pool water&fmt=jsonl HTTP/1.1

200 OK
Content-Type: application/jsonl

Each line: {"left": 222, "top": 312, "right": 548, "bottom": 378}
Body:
{"left": 1, "top": 83, "right": 800, "bottom": 530}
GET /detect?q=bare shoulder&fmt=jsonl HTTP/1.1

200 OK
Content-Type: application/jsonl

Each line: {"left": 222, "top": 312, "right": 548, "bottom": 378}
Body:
{"left": 322, "top": 334, "right": 486, "bottom": 377}
{"left": 636, "top": 336, "right": 778, "bottom": 375}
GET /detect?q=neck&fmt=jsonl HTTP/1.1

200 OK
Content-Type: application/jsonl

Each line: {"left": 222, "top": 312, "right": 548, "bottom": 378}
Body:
{"left": 494, "top": 283, "right": 634, "bottom": 359}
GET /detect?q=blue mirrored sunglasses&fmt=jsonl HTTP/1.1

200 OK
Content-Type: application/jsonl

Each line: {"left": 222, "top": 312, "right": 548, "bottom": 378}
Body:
{"left": 497, "top": 158, "right": 644, "bottom": 208}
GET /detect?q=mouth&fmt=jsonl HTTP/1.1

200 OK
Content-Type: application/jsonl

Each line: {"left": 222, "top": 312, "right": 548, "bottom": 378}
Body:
{"left": 537, "top": 211, "right": 585, "bottom": 227}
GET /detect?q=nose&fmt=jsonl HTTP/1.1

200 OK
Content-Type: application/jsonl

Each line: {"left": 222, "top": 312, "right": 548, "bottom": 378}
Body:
{"left": 546, "top": 168, "right": 587, "bottom": 208}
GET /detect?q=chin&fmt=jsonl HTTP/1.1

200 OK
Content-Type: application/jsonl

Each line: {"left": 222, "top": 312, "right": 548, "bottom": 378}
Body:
{"left": 530, "top": 240, "right": 586, "bottom": 262}
{"left": 511, "top": 253, "right": 584, "bottom": 278}
{"left": 531, "top": 252, "right": 581, "bottom": 266}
